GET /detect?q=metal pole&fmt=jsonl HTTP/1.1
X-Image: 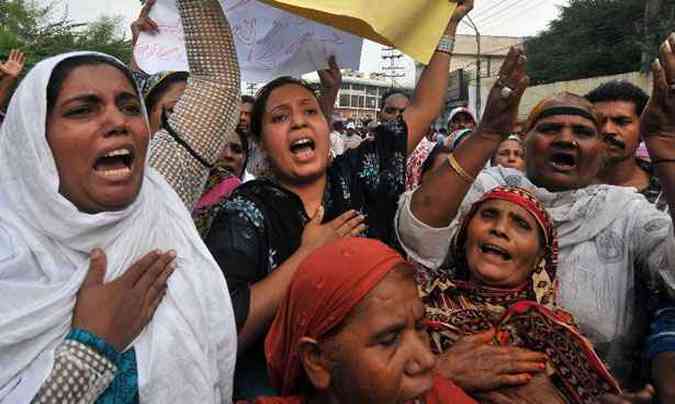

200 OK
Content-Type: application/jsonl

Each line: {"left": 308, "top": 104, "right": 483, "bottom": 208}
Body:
{"left": 465, "top": 15, "right": 481, "bottom": 121}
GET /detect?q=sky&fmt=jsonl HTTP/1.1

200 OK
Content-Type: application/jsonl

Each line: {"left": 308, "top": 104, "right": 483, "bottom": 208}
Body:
{"left": 60, "top": 0, "right": 570, "bottom": 85}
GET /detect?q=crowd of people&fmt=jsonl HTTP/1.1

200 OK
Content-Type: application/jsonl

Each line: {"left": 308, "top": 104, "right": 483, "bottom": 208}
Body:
{"left": 2, "top": 0, "right": 675, "bottom": 403}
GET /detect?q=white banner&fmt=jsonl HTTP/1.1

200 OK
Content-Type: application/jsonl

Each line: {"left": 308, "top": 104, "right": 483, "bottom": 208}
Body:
{"left": 134, "top": 0, "right": 363, "bottom": 82}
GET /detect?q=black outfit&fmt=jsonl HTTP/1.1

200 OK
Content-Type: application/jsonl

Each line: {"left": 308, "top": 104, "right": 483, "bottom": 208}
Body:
{"left": 205, "top": 118, "right": 409, "bottom": 399}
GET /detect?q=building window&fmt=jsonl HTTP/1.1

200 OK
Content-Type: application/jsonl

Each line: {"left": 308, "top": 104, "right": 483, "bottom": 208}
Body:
{"left": 339, "top": 94, "right": 351, "bottom": 107}
{"left": 366, "top": 86, "right": 378, "bottom": 96}
{"left": 366, "top": 96, "right": 377, "bottom": 109}
{"left": 352, "top": 84, "right": 365, "bottom": 92}
{"left": 340, "top": 83, "right": 351, "bottom": 90}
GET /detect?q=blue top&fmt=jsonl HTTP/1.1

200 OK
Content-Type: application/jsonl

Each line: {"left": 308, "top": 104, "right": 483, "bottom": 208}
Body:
{"left": 67, "top": 329, "right": 139, "bottom": 404}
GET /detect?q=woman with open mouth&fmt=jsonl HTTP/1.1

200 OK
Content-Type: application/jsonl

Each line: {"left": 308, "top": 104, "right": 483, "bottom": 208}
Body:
{"left": 421, "top": 186, "right": 621, "bottom": 403}
{"left": 397, "top": 35, "right": 675, "bottom": 402}
{"left": 0, "top": 0, "right": 240, "bottom": 402}
{"left": 240, "top": 237, "right": 477, "bottom": 404}
{"left": 204, "top": 1, "right": 476, "bottom": 399}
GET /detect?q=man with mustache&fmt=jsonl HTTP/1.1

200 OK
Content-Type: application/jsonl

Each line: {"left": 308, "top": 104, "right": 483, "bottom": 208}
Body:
{"left": 585, "top": 81, "right": 665, "bottom": 209}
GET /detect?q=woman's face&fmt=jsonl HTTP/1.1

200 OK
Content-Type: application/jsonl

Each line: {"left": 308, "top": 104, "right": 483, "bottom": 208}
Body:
{"left": 464, "top": 199, "right": 543, "bottom": 288}
{"left": 525, "top": 114, "right": 605, "bottom": 191}
{"left": 261, "top": 84, "right": 330, "bottom": 185}
{"left": 494, "top": 139, "right": 525, "bottom": 171}
{"left": 148, "top": 80, "right": 187, "bottom": 135}
{"left": 46, "top": 64, "right": 149, "bottom": 213}
{"left": 220, "top": 137, "right": 247, "bottom": 178}
{"left": 322, "top": 268, "right": 436, "bottom": 404}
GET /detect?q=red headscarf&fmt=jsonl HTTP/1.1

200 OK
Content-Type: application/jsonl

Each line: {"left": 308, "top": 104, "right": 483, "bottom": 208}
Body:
{"left": 265, "top": 237, "right": 407, "bottom": 396}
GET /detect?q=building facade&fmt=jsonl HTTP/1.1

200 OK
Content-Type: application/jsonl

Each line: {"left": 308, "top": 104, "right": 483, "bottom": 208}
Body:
{"left": 305, "top": 70, "right": 413, "bottom": 122}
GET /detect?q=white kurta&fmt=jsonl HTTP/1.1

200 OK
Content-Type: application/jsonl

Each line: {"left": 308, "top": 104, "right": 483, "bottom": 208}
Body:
{"left": 396, "top": 166, "right": 675, "bottom": 385}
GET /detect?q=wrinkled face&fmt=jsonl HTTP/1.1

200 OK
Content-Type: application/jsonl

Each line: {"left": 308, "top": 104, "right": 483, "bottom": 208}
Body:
{"left": 380, "top": 94, "right": 410, "bottom": 122}
{"left": 449, "top": 112, "right": 476, "bottom": 132}
{"left": 464, "top": 199, "right": 543, "bottom": 288}
{"left": 525, "top": 114, "right": 605, "bottom": 191}
{"left": 261, "top": 84, "right": 330, "bottom": 185}
{"left": 47, "top": 64, "right": 149, "bottom": 213}
{"left": 324, "top": 269, "right": 436, "bottom": 404}
{"left": 220, "top": 136, "right": 246, "bottom": 178}
{"left": 594, "top": 101, "right": 641, "bottom": 163}
{"left": 238, "top": 101, "right": 253, "bottom": 135}
{"left": 494, "top": 139, "right": 525, "bottom": 171}
{"left": 148, "top": 80, "right": 186, "bottom": 135}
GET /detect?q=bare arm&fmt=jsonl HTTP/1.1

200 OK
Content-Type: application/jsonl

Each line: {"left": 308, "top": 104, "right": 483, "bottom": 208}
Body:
{"left": 0, "top": 50, "right": 25, "bottom": 109}
{"left": 148, "top": 0, "right": 241, "bottom": 210}
{"left": 402, "top": 1, "right": 474, "bottom": 155}
{"left": 410, "top": 46, "right": 529, "bottom": 228}
{"left": 317, "top": 56, "right": 341, "bottom": 122}
{"left": 642, "top": 33, "right": 675, "bottom": 404}
{"left": 238, "top": 208, "right": 366, "bottom": 352}
{"left": 128, "top": 0, "right": 159, "bottom": 74}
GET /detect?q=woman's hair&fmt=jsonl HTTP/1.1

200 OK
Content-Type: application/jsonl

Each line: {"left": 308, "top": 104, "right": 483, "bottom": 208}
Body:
{"left": 144, "top": 72, "right": 189, "bottom": 114}
{"left": 241, "top": 94, "right": 256, "bottom": 105}
{"left": 380, "top": 89, "right": 410, "bottom": 110}
{"left": 490, "top": 135, "right": 523, "bottom": 165}
{"left": 47, "top": 55, "right": 138, "bottom": 114}
{"left": 250, "top": 76, "right": 319, "bottom": 142}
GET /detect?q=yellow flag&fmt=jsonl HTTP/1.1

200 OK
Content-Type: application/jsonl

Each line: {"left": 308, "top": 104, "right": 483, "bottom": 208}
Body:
{"left": 257, "top": 0, "right": 457, "bottom": 65}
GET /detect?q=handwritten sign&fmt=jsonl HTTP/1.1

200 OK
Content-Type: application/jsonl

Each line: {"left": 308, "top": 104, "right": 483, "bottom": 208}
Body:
{"left": 258, "top": 0, "right": 457, "bottom": 65}
{"left": 134, "top": 0, "right": 363, "bottom": 82}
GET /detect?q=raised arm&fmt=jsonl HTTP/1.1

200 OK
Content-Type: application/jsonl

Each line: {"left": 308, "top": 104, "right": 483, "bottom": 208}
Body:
{"left": 148, "top": 0, "right": 241, "bottom": 209}
{"left": 409, "top": 46, "right": 528, "bottom": 228}
{"left": 0, "top": 50, "right": 25, "bottom": 110}
{"left": 317, "top": 56, "right": 341, "bottom": 122}
{"left": 402, "top": 0, "right": 473, "bottom": 155}
{"left": 641, "top": 32, "right": 675, "bottom": 404}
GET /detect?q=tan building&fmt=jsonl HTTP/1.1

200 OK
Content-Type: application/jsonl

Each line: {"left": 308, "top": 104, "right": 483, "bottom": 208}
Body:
{"left": 415, "top": 34, "right": 523, "bottom": 125}
{"left": 478, "top": 70, "right": 652, "bottom": 120}
{"left": 306, "top": 70, "right": 413, "bottom": 122}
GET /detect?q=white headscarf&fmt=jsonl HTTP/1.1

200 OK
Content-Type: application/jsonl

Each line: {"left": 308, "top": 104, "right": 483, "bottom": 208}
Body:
{"left": 0, "top": 52, "right": 236, "bottom": 403}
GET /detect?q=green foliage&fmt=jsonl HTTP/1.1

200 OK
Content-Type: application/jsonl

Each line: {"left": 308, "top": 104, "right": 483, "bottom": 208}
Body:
{"left": 0, "top": 0, "right": 132, "bottom": 74}
{"left": 525, "top": 0, "right": 675, "bottom": 85}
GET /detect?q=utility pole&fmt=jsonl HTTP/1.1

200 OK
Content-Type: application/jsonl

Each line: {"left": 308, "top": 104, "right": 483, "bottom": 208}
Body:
{"left": 463, "top": 15, "right": 481, "bottom": 121}
{"left": 246, "top": 82, "right": 258, "bottom": 96}
{"left": 381, "top": 47, "right": 406, "bottom": 88}
{"left": 643, "top": 0, "right": 663, "bottom": 67}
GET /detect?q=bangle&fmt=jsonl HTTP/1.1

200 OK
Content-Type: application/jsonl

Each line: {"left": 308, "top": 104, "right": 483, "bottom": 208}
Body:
{"left": 437, "top": 34, "right": 455, "bottom": 54}
{"left": 447, "top": 153, "right": 475, "bottom": 183}
{"left": 652, "top": 158, "right": 675, "bottom": 165}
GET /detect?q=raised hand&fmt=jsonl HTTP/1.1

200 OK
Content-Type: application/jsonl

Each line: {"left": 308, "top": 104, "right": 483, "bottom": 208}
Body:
{"left": 641, "top": 33, "right": 675, "bottom": 160}
{"left": 131, "top": 0, "right": 159, "bottom": 42}
{"left": 300, "top": 207, "right": 367, "bottom": 253}
{"left": 450, "top": 0, "right": 475, "bottom": 24}
{"left": 0, "top": 49, "right": 26, "bottom": 78}
{"left": 318, "top": 55, "right": 342, "bottom": 92}
{"left": 71, "top": 248, "right": 176, "bottom": 351}
{"left": 477, "top": 46, "right": 529, "bottom": 139}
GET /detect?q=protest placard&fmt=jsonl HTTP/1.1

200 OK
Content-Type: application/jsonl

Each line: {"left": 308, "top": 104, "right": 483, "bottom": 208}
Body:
{"left": 134, "top": 0, "right": 363, "bottom": 82}
{"left": 258, "top": 0, "right": 457, "bottom": 64}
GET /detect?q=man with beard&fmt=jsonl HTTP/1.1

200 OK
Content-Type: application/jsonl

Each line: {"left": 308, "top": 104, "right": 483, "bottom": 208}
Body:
{"left": 586, "top": 81, "right": 665, "bottom": 210}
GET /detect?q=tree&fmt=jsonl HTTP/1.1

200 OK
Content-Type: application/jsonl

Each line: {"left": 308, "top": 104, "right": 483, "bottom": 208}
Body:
{"left": 524, "top": 0, "right": 675, "bottom": 85}
{"left": 0, "top": 0, "right": 132, "bottom": 75}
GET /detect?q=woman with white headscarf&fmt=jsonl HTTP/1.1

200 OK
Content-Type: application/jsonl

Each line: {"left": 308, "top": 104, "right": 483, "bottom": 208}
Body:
{"left": 0, "top": 0, "right": 239, "bottom": 403}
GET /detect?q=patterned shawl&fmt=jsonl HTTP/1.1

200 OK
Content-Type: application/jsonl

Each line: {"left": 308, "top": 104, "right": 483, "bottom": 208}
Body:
{"left": 422, "top": 186, "right": 621, "bottom": 403}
